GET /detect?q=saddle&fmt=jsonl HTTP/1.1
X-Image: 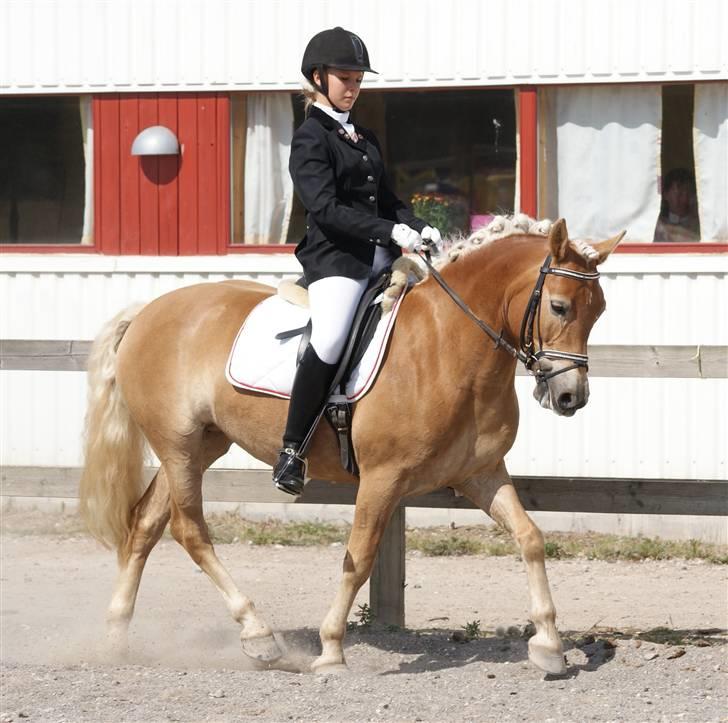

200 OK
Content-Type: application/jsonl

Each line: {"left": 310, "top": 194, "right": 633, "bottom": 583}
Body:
{"left": 274, "top": 271, "right": 391, "bottom": 477}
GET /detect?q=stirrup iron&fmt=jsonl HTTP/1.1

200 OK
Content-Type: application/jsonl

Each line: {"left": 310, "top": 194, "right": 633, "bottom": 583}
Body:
{"left": 272, "top": 446, "right": 307, "bottom": 496}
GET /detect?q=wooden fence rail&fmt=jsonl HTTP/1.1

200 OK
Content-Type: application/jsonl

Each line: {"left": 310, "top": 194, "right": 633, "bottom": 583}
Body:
{"left": 1, "top": 340, "right": 727, "bottom": 377}
{"left": 2, "top": 466, "right": 726, "bottom": 626}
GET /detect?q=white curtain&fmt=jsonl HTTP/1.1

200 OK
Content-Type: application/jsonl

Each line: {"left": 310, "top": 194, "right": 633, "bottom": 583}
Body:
{"left": 693, "top": 82, "right": 728, "bottom": 242}
{"left": 244, "top": 94, "right": 294, "bottom": 245}
{"left": 80, "top": 95, "right": 94, "bottom": 245}
{"left": 546, "top": 85, "right": 662, "bottom": 242}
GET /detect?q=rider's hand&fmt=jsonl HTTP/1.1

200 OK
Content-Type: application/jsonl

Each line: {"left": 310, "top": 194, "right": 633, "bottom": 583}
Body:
{"left": 391, "top": 224, "right": 423, "bottom": 252}
{"left": 421, "top": 226, "right": 442, "bottom": 246}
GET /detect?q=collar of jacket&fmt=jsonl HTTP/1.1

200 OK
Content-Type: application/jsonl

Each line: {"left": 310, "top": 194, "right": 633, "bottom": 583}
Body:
{"left": 308, "top": 105, "right": 367, "bottom": 150}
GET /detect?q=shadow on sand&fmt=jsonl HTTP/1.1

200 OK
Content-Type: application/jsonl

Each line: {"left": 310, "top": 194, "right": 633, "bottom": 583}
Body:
{"left": 274, "top": 625, "right": 727, "bottom": 678}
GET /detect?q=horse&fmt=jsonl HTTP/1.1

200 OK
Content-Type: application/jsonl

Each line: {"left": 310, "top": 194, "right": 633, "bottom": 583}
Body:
{"left": 79, "top": 217, "right": 623, "bottom": 675}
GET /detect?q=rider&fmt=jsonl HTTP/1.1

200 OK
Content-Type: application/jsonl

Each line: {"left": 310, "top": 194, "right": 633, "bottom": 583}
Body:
{"left": 272, "top": 26, "right": 441, "bottom": 495}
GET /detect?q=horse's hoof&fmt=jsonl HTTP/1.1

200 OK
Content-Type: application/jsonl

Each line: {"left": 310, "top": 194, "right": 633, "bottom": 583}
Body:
{"left": 105, "top": 628, "right": 130, "bottom": 662}
{"left": 240, "top": 633, "right": 283, "bottom": 664}
{"left": 528, "top": 637, "right": 567, "bottom": 675}
{"left": 106, "top": 642, "right": 129, "bottom": 663}
{"left": 311, "top": 658, "right": 349, "bottom": 675}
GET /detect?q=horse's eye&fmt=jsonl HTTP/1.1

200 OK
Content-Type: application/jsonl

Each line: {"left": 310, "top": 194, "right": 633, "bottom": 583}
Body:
{"left": 550, "top": 300, "right": 569, "bottom": 316}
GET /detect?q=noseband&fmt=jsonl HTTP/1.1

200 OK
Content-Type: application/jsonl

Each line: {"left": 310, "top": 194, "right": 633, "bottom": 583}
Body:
{"left": 419, "top": 249, "right": 600, "bottom": 384}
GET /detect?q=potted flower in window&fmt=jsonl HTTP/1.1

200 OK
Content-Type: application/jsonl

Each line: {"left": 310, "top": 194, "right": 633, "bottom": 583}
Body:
{"left": 411, "top": 192, "right": 469, "bottom": 238}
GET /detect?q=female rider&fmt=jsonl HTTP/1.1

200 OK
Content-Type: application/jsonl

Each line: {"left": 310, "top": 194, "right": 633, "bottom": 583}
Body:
{"left": 273, "top": 26, "right": 441, "bottom": 495}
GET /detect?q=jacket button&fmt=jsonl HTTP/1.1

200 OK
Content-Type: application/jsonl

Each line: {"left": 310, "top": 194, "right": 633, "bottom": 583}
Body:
{"left": 369, "top": 195, "right": 376, "bottom": 202}
{"left": 367, "top": 175, "right": 374, "bottom": 182}
{"left": 362, "top": 155, "right": 368, "bottom": 161}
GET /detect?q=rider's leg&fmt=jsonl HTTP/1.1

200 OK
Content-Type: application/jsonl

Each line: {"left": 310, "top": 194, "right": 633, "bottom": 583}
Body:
{"left": 273, "top": 275, "right": 368, "bottom": 495}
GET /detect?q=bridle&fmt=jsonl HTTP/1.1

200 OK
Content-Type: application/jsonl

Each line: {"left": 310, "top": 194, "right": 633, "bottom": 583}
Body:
{"left": 418, "top": 247, "right": 601, "bottom": 384}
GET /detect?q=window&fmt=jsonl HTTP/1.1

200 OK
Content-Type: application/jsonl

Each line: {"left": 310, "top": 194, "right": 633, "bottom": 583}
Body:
{"left": 540, "top": 82, "right": 728, "bottom": 244}
{"left": 233, "top": 89, "right": 517, "bottom": 245}
{"left": 0, "top": 97, "right": 89, "bottom": 245}
{"left": 288, "top": 89, "right": 516, "bottom": 244}
{"left": 654, "top": 85, "right": 700, "bottom": 243}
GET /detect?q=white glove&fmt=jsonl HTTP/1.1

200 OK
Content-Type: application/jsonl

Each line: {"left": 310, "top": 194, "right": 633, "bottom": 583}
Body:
{"left": 421, "top": 226, "right": 442, "bottom": 245}
{"left": 391, "top": 224, "right": 423, "bottom": 252}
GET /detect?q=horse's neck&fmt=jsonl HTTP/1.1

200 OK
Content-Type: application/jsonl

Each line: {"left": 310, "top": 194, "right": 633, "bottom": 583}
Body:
{"left": 395, "top": 240, "right": 544, "bottom": 405}
{"left": 430, "top": 237, "right": 541, "bottom": 361}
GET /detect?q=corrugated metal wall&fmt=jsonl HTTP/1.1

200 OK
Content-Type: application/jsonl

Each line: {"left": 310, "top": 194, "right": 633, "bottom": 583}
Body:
{"left": 1, "top": 0, "right": 726, "bottom": 94}
{"left": 1, "top": 253, "right": 726, "bottom": 483}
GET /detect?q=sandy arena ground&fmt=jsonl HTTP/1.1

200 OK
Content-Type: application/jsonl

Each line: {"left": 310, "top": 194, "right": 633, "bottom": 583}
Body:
{"left": 1, "top": 525, "right": 726, "bottom": 723}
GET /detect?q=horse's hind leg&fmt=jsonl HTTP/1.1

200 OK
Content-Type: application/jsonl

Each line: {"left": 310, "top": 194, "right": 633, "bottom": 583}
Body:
{"left": 165, "top": 432, "right": 282, "bottom": 664}
{"left": 458, "top": 462, "right": 566, "bottom": 675}
{"left": 313, "top": 480, "right": 399, "bottom": 673}
{"left": 106, "top": 468, "right": 171, "bottom": 657}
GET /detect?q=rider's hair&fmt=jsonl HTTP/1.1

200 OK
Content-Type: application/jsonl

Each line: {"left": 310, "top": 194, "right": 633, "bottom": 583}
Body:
{"left": 300, "top": 78, "right": 317, "bottom": 114}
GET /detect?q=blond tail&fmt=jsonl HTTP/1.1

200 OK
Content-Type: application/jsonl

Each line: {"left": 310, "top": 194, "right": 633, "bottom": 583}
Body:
{"left": 79, "top": 303, "right": 147, "bottom": 551}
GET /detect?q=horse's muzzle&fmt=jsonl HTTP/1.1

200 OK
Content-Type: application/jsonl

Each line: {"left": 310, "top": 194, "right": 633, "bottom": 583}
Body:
{"left": 532, "top": 360, "right": 590, "bottom": 417}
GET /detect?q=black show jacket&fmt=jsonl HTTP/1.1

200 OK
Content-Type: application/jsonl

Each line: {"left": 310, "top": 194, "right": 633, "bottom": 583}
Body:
{"left": 290, "top": 105, "right": 427, "bottom": 283}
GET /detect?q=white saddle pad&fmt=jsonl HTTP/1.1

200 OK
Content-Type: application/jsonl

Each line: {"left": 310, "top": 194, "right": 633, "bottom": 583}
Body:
{"left": 225, "top": 289, "right": 405, "bottom": 402}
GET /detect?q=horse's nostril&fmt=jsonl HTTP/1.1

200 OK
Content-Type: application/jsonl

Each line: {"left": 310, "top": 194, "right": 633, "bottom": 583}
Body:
{"left": 557, "top": 392, "right": 574, "bottom": 410}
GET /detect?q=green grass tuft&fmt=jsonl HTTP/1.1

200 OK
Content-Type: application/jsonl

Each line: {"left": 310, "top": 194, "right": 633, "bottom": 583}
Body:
{"left": 408, "top": 533, "right": 484, "bottom": 557}
{"left": 206, "top": 515, "right": 349, "bottom": 546}
{"left": 2, "top": 509, "right": 725, "bottom": 564}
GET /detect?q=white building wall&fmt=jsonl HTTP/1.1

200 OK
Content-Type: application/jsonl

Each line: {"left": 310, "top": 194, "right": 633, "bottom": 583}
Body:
{"left": 1, "top": 252, "right": 726, "bottom": 482}
{"left": 1, "top": 0, "right": 726, "bottom": 94}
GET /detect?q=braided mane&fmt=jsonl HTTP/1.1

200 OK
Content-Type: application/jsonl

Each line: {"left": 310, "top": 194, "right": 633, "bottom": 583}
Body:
{"left": 436, "top": 213, "right": 553, "bottom": 268}
{"left": 381, "top": 214, "right": 553, "bottom": 312}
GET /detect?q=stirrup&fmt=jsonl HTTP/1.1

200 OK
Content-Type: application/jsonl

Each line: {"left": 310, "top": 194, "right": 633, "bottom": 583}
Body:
{"left": 272, "top": 446, "right": 307, "bottom": 496}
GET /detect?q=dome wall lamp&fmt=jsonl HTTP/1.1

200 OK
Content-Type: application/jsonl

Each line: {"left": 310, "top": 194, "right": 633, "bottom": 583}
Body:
{"left": 131, "top": 125, "right": 180, "bottom": 156}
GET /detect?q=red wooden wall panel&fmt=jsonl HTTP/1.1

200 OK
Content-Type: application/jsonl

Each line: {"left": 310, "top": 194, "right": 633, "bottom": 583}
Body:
{"left": 178, "top": 95, "right": 200, "bottom": 254}
{"left": 138, "top": 96, "right": 160, "bottom": 254}
{"left": 197, "top": 95, "right": 218, "bottom": 254}
{"left": 519, "top": 86, "right": 538, "bottom": 218}
{"left": 158, "top": 97, "right": 180, "bottom": 255}
{"left": 95, "top": 92, "right": 230, "bottom": 255}
{"left": 94, "top": 95, "right": 121, "bottom": 254}
{"left": 119, "top": 96, "right": 141, "bottom": 254}
{"left": 216, "top": 93, "right": 231, "bottom": 254}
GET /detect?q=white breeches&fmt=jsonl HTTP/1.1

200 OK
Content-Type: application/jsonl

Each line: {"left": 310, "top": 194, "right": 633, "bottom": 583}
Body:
{"left": 308, "top": 246, "right": 393, "bottom": 364}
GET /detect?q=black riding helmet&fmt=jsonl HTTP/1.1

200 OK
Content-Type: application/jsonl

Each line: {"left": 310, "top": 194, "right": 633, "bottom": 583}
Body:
{"left": 301, "top": 27, "right": 377, "bottom": 111}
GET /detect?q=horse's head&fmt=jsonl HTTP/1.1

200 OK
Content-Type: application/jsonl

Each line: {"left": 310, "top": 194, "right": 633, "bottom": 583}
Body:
{"left": 514, "top": 218, "right": 624, "bottom": 417}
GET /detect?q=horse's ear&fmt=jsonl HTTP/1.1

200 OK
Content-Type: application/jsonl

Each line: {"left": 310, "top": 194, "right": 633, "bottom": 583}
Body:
{"left": 591, "top": 230, "right": 626, "bottom": 264}
{"left": 548, "top": 218, "right": 570, "bottom": 262}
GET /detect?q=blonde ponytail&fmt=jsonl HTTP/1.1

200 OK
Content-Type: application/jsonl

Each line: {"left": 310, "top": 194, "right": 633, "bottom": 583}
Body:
{"left": 301, "top": 79, "right": 317, "bottom": 114}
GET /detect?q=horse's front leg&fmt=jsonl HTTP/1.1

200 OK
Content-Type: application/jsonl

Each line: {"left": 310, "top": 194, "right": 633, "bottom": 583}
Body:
{"left": 313, "top": 480, "right": 398, "bottom": 673}
{"left": 458, "top": 463, "right": 566, "bottom": 675}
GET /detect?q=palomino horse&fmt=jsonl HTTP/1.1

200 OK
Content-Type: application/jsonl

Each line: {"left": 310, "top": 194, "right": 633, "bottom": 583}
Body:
{"left": 79, "top": 218, "right": 623, "bottom": 675}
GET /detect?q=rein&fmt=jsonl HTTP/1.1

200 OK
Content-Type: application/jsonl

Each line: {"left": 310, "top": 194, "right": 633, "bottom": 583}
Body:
{"left": 418, "top": 245, "right": 600, "bottom": 383}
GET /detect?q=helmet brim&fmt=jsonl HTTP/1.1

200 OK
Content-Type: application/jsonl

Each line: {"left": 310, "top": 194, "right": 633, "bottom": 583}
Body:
{"left": 328, "top": 64, "right": 379, "bottom": 74}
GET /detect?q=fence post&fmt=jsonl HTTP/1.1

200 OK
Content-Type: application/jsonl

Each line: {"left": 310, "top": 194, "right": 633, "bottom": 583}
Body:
{"left": 369, "top": 505, "right": 406, "bottom": 627}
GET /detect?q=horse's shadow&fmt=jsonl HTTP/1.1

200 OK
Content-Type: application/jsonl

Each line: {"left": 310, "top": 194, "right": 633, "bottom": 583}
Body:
{"left": 276, "top": 626, "right": 596, "bottom": 677}
{"left": 276, "top": 625, "right": 726, "bottom": 678}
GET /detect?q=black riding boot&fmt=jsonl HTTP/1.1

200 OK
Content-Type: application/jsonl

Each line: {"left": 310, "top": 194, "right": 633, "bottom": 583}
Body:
{"left": 273, "top": 345, "right": 338, "bottom": 496}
